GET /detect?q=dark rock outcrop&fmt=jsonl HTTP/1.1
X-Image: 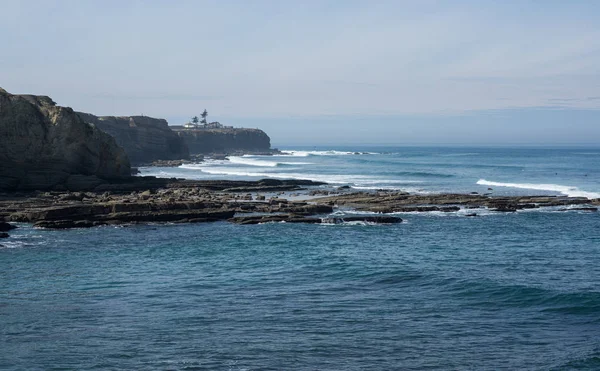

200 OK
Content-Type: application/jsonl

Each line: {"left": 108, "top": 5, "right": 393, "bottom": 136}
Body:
{"left": 1, "top": 177, "right": 597, "bottom": 229}
{"left": 0, "top": 178, "right": 332, "bottom": 228}
{"left": 77, "top": 113, "right": 189, "bottom": 164}
{"left": 0, "top": 88, "right": 131, "bottom": 191}
{"left": 0, "top": 222, "right": 17, "bottom": 232}
{"left": 229, "top": 215, "right": 323, "bottom": 225}
{"left": 318, "top": 191, "right": 593, "bottom": 214}
{"left": 321, "top": 216, "right": 403, "bottom": 224}
{"left": 175, "top": 128, "right": 271, "bottom": 154}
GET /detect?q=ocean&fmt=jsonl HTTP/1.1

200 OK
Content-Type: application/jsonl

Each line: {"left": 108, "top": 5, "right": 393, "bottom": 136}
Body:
{"left": 2, "top": 147, "right": 599, "bottom": 370}
{"left": 142, "top": 146, "right": 600, "bottom": 199}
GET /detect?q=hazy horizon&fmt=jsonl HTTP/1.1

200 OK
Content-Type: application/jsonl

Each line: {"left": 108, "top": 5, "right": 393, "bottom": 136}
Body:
{"left": 2, "top": 0, "right": 599, "bottom": 145}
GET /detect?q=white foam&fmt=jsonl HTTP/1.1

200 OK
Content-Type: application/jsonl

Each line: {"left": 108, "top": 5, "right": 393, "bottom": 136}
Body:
{"left": 439, "top": 153, "right": 479, "bottom": 157}
{"left": 240, "top": 154, "right": 312, "bottom": 165}
{"left": 188, "top": 167, "right": 421, "bottom": 187}
{"left": 279, "top": 150, "right": 310, "bottom": 157}
{"left": 351, "top": 185, "right": 428, "bottom": 193}
{"left": 280, "top": 150, "right": 376, "bottom": 157}
{"left": 477, "top": 179, "right": 600, "bottom": 199}
{"left": 228, "top": 156, "right": 279, "bottom": 167}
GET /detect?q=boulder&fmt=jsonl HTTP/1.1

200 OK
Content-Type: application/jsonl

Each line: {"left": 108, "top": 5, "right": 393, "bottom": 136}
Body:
{"left": 0, "top": 88, "right": 131, "bottom": 191}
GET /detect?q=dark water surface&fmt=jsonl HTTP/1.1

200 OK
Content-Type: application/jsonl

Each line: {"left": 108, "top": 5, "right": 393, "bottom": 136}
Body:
{"left": 2, "top": 210, "right": 599, "bottom": 370}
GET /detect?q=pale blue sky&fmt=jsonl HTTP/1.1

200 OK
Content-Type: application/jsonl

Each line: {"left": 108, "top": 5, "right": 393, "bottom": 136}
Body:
{"left": 1, "top": 0, "right": 599, "bottom": 145}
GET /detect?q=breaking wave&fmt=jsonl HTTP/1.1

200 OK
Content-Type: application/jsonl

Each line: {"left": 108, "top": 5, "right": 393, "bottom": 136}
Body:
{"left": 187, "top": 167, "right": 422, "bottom": 187}
{"left": 477, "top": 179, "right": 600, "bottom": 199}
{"left": 228, "top": 156, "right": 279, "bottom": 167}
{"left": 280, "top": 150, "right": 377, "bottom": 157}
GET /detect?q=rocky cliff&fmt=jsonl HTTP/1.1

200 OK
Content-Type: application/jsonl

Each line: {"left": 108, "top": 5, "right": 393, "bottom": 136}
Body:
{"left": 77, "top": 113, "right": 189, "bottom": 164}
{"left": 0, "top": 88, "right": 131, "bottom": 191}
{"left": 176, "top": 128, "right": 271, "bottom": 154}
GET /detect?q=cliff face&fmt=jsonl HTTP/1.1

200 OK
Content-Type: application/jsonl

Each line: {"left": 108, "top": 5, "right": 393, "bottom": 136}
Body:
{"left": 177, "top": 128, "right": 271, "bottom": 154}
{"left": 0, "top": 88, "right": 130, "bottom": 191}
{"left": 77, "top": 113, "right": 189, "bottom": 164}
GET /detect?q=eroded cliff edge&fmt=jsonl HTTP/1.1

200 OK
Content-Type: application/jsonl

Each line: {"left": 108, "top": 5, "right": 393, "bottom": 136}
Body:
{"left": 77, "top": 113, "right": 189, "bottom": 164}
{"left": 0, "top": 88, "right": 131, "bottom": 191}
{"left": 173, "top": 127, "right": 271, "bottom": 154}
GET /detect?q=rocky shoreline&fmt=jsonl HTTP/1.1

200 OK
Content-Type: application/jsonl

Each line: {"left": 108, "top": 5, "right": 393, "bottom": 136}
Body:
{"left": 0, "top": 178, "right": 597, "bottom": 235}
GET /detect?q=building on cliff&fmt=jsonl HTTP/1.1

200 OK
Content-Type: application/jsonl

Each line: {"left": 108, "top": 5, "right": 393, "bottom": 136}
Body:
{"left": 174, "top": 112, "right": 269, "bottom": 154}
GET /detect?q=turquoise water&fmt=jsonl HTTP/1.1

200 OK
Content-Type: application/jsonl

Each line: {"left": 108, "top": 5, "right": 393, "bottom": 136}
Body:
{"left": 2, "top": 147, "right": 600, "bottom": 370}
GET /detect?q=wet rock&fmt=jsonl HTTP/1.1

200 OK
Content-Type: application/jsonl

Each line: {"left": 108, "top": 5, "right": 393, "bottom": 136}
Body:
{"left": 2, "top": 177, "right": 597, "bottom": 230}
{"left": 321, "top": 216, "right": 402, "bottom": 224}
{"left": 139, "top": 190, "right": 152, "bottom": 200}
{"left": 229, "top": 214, "right": 322, "bottom": 225}
{"left": 34, "top": 220, "right": 96, "bottom": 229}
{"left": 0, "top": 222, "right": 17, "bottom": 232}
{"left": 281, "top": 204, "right": 333, "bottom": 215}
{"left": 59, "top": 192, "right": 86, "bottom": 201}
{"left": 150, "top": 160, "right": 185, "bottom": 167}
{"left": 558, "top": 207, "right": 598, "bottom": 212}
{"left": 0, "top": 232, "right": 9, "bottom": 238}
{"left": 493, "top": 205, "right": 518, "bottom": 212}
{"left": 309, "top": 189, "right": 331, "bottom": 196}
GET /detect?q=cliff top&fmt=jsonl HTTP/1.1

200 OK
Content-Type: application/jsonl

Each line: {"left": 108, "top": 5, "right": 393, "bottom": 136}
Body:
{"left": 76, "top": 112, "right": 170, "bottom": 129}
{"left": 0, "top": 88, "right": 57, "bottom": 108}
{"left": 170, "top": 126, "right": 265, "bottom": 133}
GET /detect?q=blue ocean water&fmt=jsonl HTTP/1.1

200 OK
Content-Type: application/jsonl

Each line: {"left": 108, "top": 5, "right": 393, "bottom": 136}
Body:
{"left": 2, "top": 147, "right": 600, "bottom": 370}
{"left": 142, "top": 146, "right": 600, "bottom": 198}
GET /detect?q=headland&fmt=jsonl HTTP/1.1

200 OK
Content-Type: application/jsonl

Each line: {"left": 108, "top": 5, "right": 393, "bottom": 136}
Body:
{"left": 0, "top": 87, "right": 598, "bottom": 237}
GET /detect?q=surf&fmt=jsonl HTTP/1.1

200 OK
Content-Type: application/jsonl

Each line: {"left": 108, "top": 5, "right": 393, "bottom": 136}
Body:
{"left": 280, "top": 150, "right": 376, "bottom": 157}
{"left": 477, "top": 179, "right": 600, "bottom": 199}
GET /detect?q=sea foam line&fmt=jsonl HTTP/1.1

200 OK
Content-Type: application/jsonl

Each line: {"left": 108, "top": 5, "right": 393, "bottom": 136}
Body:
{"left": 228, "top": 156, "right": 279, "bottom": 167}
{"left": 186, "top": 167, "right": 423, "bottom": 186}
{"left": 280, "top": 150, "right": 377, "bottom": 157}
{"left": 477, "top": 179, "right": 600, "bottom": 199}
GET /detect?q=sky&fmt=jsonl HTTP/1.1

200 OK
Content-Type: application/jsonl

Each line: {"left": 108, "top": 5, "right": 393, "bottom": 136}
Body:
{"left": 1, "top": 0, "right": 599, "bottom": 146}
